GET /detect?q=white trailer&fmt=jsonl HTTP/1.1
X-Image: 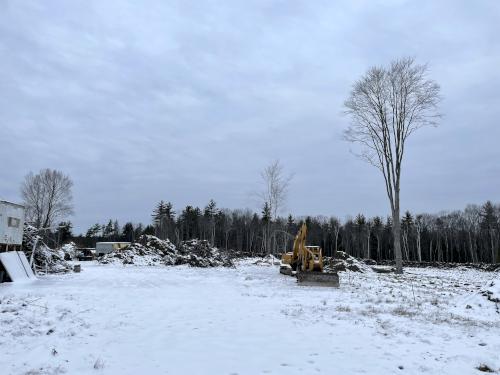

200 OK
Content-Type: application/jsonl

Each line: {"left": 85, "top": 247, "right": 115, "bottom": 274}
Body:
{"left": 95, "top": 242, "right": 130, "bottom": 256}
{"left": 0, "top": 200, "right": 25, "bottom": 251}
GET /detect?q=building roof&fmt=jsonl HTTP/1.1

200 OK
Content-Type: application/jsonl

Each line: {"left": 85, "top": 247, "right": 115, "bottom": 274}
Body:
{"left": 0, "top": 200, "right": 25, "bottom": 209}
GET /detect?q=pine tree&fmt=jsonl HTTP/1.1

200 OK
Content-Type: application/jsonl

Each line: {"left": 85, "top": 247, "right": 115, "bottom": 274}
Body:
{"left": 401, "top": 211, "right": 414, "bottom": 260}
{"left": 86, "top": 223, "right": 101, "bottom": 238}
{"left": 103, "top": 219, "right": 114, "bottom": 238}
{"left": 56, "top": 221, "right": 73, "bottom": 245}
{"left": 113, "top": 220, "right": 120, "bottom": 240}
{"left": 480, "top": 201, "right": 498, "bottom": 262}
{"left": 204, "top": 199, "right": 217, "bottom": 246}
{"left": 262, "top": 202, "right": 271, "bottom": 223}
{"left": 261, "top": 202, "right": 272, "bottom": 253}
{"left": 152, "top": 201, "right": 175, "bottom": 240}
{"left": 122, "top": 222, "right": 135, "bottom": 242}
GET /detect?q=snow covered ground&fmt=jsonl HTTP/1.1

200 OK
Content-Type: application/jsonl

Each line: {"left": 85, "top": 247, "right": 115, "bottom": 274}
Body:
{"left": 1, "top": 262, "right": 499, "bottom": 375}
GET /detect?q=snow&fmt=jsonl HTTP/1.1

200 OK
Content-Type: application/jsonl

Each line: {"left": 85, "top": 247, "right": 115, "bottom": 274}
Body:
{"left": 1, "top": 262, "right": 499, "bottom": 374}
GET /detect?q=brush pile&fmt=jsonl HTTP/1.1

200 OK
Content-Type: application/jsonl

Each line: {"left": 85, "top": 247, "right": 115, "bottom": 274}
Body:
{"left": 324, "top": 251, "right": 373, "bottom": 273}
{"left": 22, "top": 224, "right": 73, "bottom": 274}
{"left": 99, "top": 236, "right": 233, "bottom": 267}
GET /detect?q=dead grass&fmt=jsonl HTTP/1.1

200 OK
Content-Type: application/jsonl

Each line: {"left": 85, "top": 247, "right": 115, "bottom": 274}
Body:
{"left": 392, "top": 306, "right": 417, "bottom": 318}
{"left": 477, "top": 364, "right": 495, "bottom": 373}
{"left": 335, "top": 305, "right": 352, "bottom": 313}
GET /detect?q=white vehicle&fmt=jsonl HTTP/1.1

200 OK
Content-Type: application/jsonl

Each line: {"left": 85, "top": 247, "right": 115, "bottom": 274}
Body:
{"left": 95, "top": 242, "right": 130, "bottom": 256}
{"left": 0, "top": 200, "right": 25, "bottom": 252}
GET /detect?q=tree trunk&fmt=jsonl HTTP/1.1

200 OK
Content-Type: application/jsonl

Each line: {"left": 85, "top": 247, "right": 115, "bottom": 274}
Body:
{"left": 467, "top": 230, "right": 477, "bottom": 263}
{"left": 416, "top": 229, "right": 422, "bottom": 262}
{"left": 393, "top": 194, "right": 403, "bottom": 273}
{"left": 366, "top": 231, "right": 370, "bottom": 259}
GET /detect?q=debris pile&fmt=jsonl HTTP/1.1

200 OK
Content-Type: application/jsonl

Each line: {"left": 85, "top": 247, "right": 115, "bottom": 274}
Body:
{"left": 324, "top": 251, "right": 373, "bottom": 273}
{"left": 378, "top": 260, "right": 500, "bottom": 271}
{"left": 22, "top": 224, "right": 73, "bottom": 274}
{"left": 33, "top": 244, "right": 73, "bottom": 274}
{"left": 60, "top": 242, "right": 77, "bottom": 260}
{"left": 253, "top": 254, "right": 281, "bottom": 266}
{"left": 99, "top": 236, "right": 233, "bottom": 268}
{"left": 175, "top": 239, "right": 233, "bottom": 267}
{"left": 99, "top": 235, "right": 176, "bottom": 266}
{"left": 480, "top": 279, "right": 500, "bottom": 312}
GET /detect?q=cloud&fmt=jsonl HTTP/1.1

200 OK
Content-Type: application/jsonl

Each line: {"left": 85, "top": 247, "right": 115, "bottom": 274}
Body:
{"left": 0, "top": 0, "right": 499, "bottom": 233}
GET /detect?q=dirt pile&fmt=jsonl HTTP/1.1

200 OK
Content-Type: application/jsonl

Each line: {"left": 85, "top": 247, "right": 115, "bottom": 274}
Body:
{"left": 99, "top": 236, "right": 233, "bottom": 267}
{"left": 22, "top": 225, "right": 73, "bottom": 274}
{"left": 324, "top": 251, "right": 373, "bottom": 273}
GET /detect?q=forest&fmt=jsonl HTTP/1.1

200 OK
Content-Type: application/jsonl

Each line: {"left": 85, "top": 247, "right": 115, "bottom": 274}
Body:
{"left": 69, "top": 199, "right": 500, "bottom": 264}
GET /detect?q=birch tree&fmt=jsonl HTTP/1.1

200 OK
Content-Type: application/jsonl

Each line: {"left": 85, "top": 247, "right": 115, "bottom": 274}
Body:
{"left": 259, "top": 159, "right": 292, "bottom": 220}
{"left": 258, "top": 160, "right": 292, "bottom": 254}
{"left": 344, "top": 57, "right": 441, "bottom": 273}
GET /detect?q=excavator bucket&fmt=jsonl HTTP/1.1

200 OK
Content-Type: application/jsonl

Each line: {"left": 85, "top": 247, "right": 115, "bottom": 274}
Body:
{"left": 296, "top": 271, "right": 340, "bottom": 287}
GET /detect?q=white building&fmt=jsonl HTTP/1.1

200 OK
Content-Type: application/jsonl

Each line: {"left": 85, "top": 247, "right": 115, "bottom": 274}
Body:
{"left": 0, "top": 200, "right": 25, "bottom": 252}
{"left": 95, "top": 242, "right": 130, "bottom": 256}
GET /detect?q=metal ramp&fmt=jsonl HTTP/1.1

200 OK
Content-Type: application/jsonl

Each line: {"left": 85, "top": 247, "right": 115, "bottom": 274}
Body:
{"left": 0, "top": 251, "right": 36, "bottom": 282}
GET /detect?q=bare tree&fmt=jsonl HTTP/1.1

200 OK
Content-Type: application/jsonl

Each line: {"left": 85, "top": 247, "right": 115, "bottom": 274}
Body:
{"left": 21, "top": 169, "right": 74, "bottom": 229}
{"left": 257, "top": 160, "right": 293, "bottom": 254}
{"left": 344, "top": 57, "right": 441, "bottom": 273}
{"left": 329, "top": 217, "right": 341, "bottom": 256}
{"left": 259, "top": 159, "right": 292, "bottom": 220}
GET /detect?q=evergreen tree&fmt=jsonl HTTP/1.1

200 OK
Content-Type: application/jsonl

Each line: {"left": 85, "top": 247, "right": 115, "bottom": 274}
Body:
{"left": 204, "top": 199, "right": 217, "bottom": 246}
{"left": 113, "top": 220, "right": 120, "bottom": 240}
{"left": 152, "top": 201, "right": 175, "bottom": 240}
{"left": 86, "top": 223, "right": 101, "bottom": 238}
{"left": 480, "top": 201, "right": 498, "bottom": 262}
{"left": 56, "top": 221, "right": 73, "bottom": 244}
{"left": 143, "top": 225, "right": 155, "bottom": 236}
{"left": 103, "top": 219, "right": 114, "bottom": 238}
{"left": 122, "top": 222, "right": 135, "bottom": 242}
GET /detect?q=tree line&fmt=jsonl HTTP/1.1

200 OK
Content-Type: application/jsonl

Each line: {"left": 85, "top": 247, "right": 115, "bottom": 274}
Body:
{"left": 76, "top": 199, "right": 499, "bottom": 264}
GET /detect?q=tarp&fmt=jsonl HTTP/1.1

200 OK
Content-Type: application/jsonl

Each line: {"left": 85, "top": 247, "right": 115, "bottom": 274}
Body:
{"left": 0, "top": 251, "right": 36, "bottom": 282}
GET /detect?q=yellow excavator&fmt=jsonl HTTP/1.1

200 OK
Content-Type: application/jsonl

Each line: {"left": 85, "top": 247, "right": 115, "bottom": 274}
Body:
{"left": 280, "top": 223, "right": 339, "bottom": 287}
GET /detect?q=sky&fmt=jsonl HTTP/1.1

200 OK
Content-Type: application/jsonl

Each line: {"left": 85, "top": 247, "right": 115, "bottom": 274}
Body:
{"left": 1, "top": 0, "right": 499, "bottom": 234}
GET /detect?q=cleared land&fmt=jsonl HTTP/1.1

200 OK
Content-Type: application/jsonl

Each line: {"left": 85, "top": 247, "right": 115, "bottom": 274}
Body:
{"left": 0, "top": 262, "right": 499, "bottom": 375}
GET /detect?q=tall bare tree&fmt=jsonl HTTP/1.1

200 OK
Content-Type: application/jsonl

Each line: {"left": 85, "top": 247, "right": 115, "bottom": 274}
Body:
{"left": 344, "top": 57, "right": 441, "bottom": 273}
{"left": 21, "top": 168, "right": 74, "bottom": 229}
{"left": 259, "top": 159, "right": 292, "bottom": 220}
{"left": 257, "top": 160, "right": 292, "bottom": 254}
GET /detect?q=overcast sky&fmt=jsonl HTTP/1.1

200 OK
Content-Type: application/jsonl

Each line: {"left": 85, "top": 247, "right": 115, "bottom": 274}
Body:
{"left": 1, "top": 0, "right": 499, "bottom": 234}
